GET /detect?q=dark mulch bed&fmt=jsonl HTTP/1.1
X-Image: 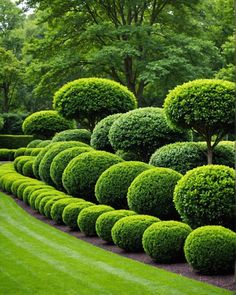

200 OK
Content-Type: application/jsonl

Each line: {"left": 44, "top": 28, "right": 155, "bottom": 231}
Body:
{"left": 9, "top": 195, "right": 236, "bottom": 291}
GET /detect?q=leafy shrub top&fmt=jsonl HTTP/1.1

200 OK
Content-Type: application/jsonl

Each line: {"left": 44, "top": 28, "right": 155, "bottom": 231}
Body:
{"left": 52, "top": 129, "right": 91, "bottom": 144}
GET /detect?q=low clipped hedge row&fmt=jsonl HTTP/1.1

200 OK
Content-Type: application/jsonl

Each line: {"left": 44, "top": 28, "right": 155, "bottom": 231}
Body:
{"left": 0, "top": 134, "right": 34, "bottom": 149}
{"left": 0, "top": 149, "right": 16, "bottom": 161}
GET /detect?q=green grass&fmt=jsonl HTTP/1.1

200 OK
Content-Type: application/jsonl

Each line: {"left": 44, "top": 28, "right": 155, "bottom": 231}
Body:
{"left": 0, "top": 192, "right": 232, "bottom": 295}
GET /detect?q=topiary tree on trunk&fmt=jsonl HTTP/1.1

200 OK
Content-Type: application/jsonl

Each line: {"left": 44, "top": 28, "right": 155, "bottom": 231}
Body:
{"left": 164, "top": 79, "right": 235, "bottom": 164}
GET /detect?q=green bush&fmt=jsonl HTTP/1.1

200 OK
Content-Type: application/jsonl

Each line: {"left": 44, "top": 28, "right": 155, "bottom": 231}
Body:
{"left": 149, "top": 141, "right": 235, "bottom": 174}
{"left": 14, "top": 147, "right": 28, "bottom": 159}
{"left": 53, "top": 77, "right": 137, "bottom": 130}
{"left": 111, "top": 215, "right": 160, "bottom": 252}
{"left": 2, "top": 174, "right": 25, "bottom": 193}
{"left": 40, "top": 195, "right": 70, "bottom": 215}
{"left": 95, "top": 161, "right": 152, "bottom": 209}
{"left": 142, "top": 221, "right": 192, "bottom": 263}
{"left": 62, "top": 151, "right": 123, "bottom": 202}
{"left": 0, "top": 135, "right": 34, "bottom": 149}
{"left": 50, "top": 146, "right": 93, "bottom": 189}
{"left": 17, "top": 180, "right": 44, "bottom": 200}
{"left": 115, "top": 150, "right": 141, "bottom": 161}
{"left": 22, "top": 184, "right": 53, "bottom": 204}
{"left": 109, "top": 108, "right": 190, "bottom": 162}
{"left": 62, "top": 201, "right": 94, "bottom": 229}
{"left": 30, "top": 148, "right": 43, "bottom": 156}
{"left": 34, "top": 190, "right": 65, "bottom": 211}
{"left": 95, "top": 210, "right": 136, "bottom": 243}
{"left": 37, "top": 140, "right": 52, "bottom": 147}
{"left": 52, "top": 129, "right": 91, "bottom": 144}
{"left": 27, "top": 139, "right": 42, "bottom": 148}
{"left": 0, "top": 115, "right": 4, "bottom": 131}
{"left": 51, "top": 198, "right": 84, "bottom": 224}
{"left": 39, "top": 141, "right": 90, "bottom": 185}
{"left": 1, "top": 113, "right": 28, "bottom": 135}
{"left": 24, "top": 148, "right": 36, "bottom": 156}
{"left": 174, "top": 165, "right": 235, "bottom": 229}
{"left": 11, "top": 178, "right": 34, "bottom": 197}
{"left": 22, "top": 110, "right": 76, "bottom": 139}
{"left": 22, "top": 160, "right": 35, "bottom": 177}
{"left": 90, "top": 114, "right": 122, "bottom": 152}
{"left": 0, "top": 149, "right": 15, "bottom": 161}
{"left": 15, "top": 156, "right": 35, "bottom": 174}
{"left": 29, "top": 188, "right": 58, "bottom": 210}
{"left": 127, "top": 168, "right": 182, "bottom": 219}
{"left": 184, "top": 226, "right": 236, "bottom": 274}
{"left": 77, "top": 205, "right": 114, "bottom": 236}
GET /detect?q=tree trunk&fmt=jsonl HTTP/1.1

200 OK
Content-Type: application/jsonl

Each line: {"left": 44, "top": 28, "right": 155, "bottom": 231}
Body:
{"left": 206, "top": 137, "right": 213, "bottom": 164}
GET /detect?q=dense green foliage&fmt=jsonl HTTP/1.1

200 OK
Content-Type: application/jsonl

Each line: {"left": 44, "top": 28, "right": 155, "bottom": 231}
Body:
{"left": 29, "top": 188, "right": 58, "bottom": 210}
{"left": 22, "top": 110, "right": 76, "bottom": 138}
{"left": 0, "top": 136, "right": 33, "bottom": 149}
{"left": 0, "top": 148, "right": 15, "bottom": 161}
{"left": 77, "top": 205, "right": 114, "bottom": 236}
{"left": 184, "top": 226, "right": 236, "bottom": 274}
{"left": 27, "top": 139, "right": 42, "bottom": 148}
{"left": 143, "top": 221, "right": 192, "bottom": 263}
{"left": 22, "top": 184, "right": 53, "bottom": 204}
{"left": 14, "top": 147, "right": 28, "bottom": 158}
{"left": 95, "top": 161, "right": 152, "bottom": 209}
{"left": 22, "top": 160, "right": 34, "bottom": 177}
{"left": 43, "top": 196, "right": 72, "bottom": 218}
{"left": 39, "top": 195, "right": 69, "bottom": 216}
{"left": 95, "top": 210, "right": 137, "bottom": 243}
{"left": 50, "top": 146, "right": 93, "bottom": 189}
{"left": 111, "top": 215, "right": 160, "bottom": 252}
{"left": 0, "top": 114, "right": 28, "bottom": 135}
{"left": 174, "top": 165, "right": 235, "bottom": 229}
{"left": 109, "top": 108, "right": 190, "bottom": 162}
{"left": 62, "top": 151, "right": 123, "bottom": 202}
{"left": 37, "top": 140, "right": 52, "bottom": 147}
{"left": 30, "top": 148, "right": 43, "bottom": 156}
{"left": 34, "top": 191, "right": 65, "bottom": 211}
{"left": 53, "top": 78, "right": 137, "bottom": 130}
{"left": 128, "top": 168, "right": 182, "bottom": 219}
{"left": 90, "top": 114, "right": 122, "bottom": 152}
{"left": 15, "top": 156, "right": 34, "bottom": 174}
{"left": 52, "top": 129, "right": 91, "bottom": 144}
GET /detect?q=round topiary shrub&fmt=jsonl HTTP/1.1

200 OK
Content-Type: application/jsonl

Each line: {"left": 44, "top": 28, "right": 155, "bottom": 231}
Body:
{"left": 142, "top": 221, "right": 192, "bottom": 263}
{"left": 16, "top": 156, "right": 35, "bottom": 174}
{"left": 44, "top": 197, "right": 71, "bottom": 218}
{"left": 77, "top": 205, "right": 114, "bottom": 236}
{"left": 53, "top": 77, "right": 137, "bottom": 130}
{"left": 30, "top": 148, "right": 43, "bottom": 156}
{"left": 3, "top": 174, "right": 25, "bottom": 193}
{"left": 27, "top": 139, "right": 42, "bottom": 148}
{"left": 95, "top": 210, "right": 137, "bottom": 243}
{"left": 111, "top": 215, "right": 160, "bottom": 252}
{"left": 62, "top": 151, "right": 123, "bottom": 202}
{"left": 17, "top": 180, "right": 43, "bottom": 200}
{"left": 51, "top": 198, "right": 84, "bottom": 224}
{"left": 22, "top": 184, "right": 53, "bottom": 204}
{"left": 14, "top": 147, "right": 27, "bottom": 159}
{"left": 184, "top": 226, "right": 236, "bottom": 274}
{"left": 11, "top": 178, "right": 34, "bottom": 197}
{"left": 0, "top": 149, "right": 15, "bottom": 161}
{"left": 95, "top": 161, "right": 152, "bottom": 209}
{"left": 115, "top": 150, "right": 141, "bottom": 161}
{"left": 50, "top": 146, "right": 93, "bottom": 189}
{"left": 33, "top": 144, "right": 54, "bottom": 179}
{"left": 62, "top": 201, "right": 94, "bottom": 229}
{"left": 22, "top": 160, "right": 35, "bottom": 177}
{"left": 24, "top": 148, "right": 36, "bottom": 156}
{"left": 29, "top": 188, "right": 59, "bottom": 210}
{"left": 14, "top": 155, "right": 32, "bottom": 172}
{"left": 90, "top": 113, "right": 122, "bottom": 152}
{"left": 174, "top": 165, "right": 235, "bottom": 229}
{"left": 52, "top": 129, "right": 91, "bottom": 144}
{"left": 109, "top": 107, "right": 190, "bottom": 162}
{"left": 34, "top": 191, "right": 66, "bottom": 211}
{"left": 39, "top": 141, "right": 90, "bottom": 185}
{"left": 22, "top": 110, "right": 76, "bottom": 139}
{"left": 127, "top": 168, "right": 182, "bottom": 219}
{"left": 37, "top": 140, "right": 52, "bottom": 147}
{"left": 39, "top": 195, "right": 69, "bottom": 215}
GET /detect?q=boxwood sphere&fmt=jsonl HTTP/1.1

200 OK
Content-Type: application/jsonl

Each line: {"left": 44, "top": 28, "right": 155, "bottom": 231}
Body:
{"left": 95, "top": 210, "right": 137, "bottom": 243}
{"left": 128, "top": 168, "right": 182, "bottom": 219}
{"left": 17, "top": 180, "right": 43, "bottom": 200}
{"left": 53, "top": 77, "right": 137, "bottom": 127}
{"left": 30, "top": 148, "right": 43, "bottom": 156}
{"left": 22, "top": 184, "right": 53, "bottom": 204}
{"left": 184, "top": 226, "right": 236, "bottom": 274}
{"left": 77, "top": 205, "right": 114, "bottom": 236}
{"left": 40, "top": 195, "right": 70, "bottom": 216}
{"left": 52, "top": 129, "right": 91, "bottom": 144}
{"left": 95, "top": 161, "right": 152, "bottom": 209}
{"left": 174, "top": 165, "right": 235, "bottom": 229}
{"left": 37, "top": 140, "right": 52, "bottom": 147}
{"left": 62, "top": 201, "right": 94, "bottom": 229}
{"left": 16, "top": 156, "right": 35, "bottom": 174}
{"left": 142, "top": 221, "right": 192, "bottom": 263}
{"left": 62, "top": 151, "right": 123, "bottom": 202}
{"left": 22, "top": 110, "right": 76, "bottom": 138}
{"left": 51, "top": 198, "right": 85, "bottom": 224}
{"left": 39, "top": 141, "right": 90, "bottom": 185}
{"left": 24, "top": 148, "right": 36, "bottom": 156}
{"left": 34, "top": 191, "right": 65, "bottom": 211}
{"left": 27, "top": 139, "right": 42, "bottom": 148}
{"left": 50, "top": 146, "right": 93, "bottom": 189}
{"left": 11, "top": 179, "right": 35, "bottom": 197}
{"left": 29, "top": 188, "right": 59, "bottom": 209}
{"left": 14, "top": 147, "right": 27, "bottom": 159}
{"left": 111, "top": 215, "right": 160, "bottom": 252}
{"left": 109, "top": 107, "right": 190, "bottom": 162}
{"left": 22, "top": 160, "right": 35, "bottom": 177}
{"left": 90, "top": 113, "right": 122, "bottom": 152}
{"left": 33, "top": 143, "right": 55, "bottom": 179}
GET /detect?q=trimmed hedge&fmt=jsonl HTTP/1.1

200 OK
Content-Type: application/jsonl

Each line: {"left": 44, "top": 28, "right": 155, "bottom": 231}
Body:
{"left": 62, "top": 201, "right": 94, "bottom": 229}
{"left": 109, "top": 107, "right": 190, "bottom": 162}
{"left": 127, "top": 168, "right": 182, "bottom": 219}
{"left": 37, "top": 140, "right": 52, "bottom": 148}
{"left": 39, "top": 195, "right": 69, "bottom": 216}
{"left": 14, "top": 148, "right": 28, "bottom": 159}
{"left": 50, "top": 146, "right": 93, "bottom": 189}
{"left": 174, "top": 165, "right": 235, "bottom": 229}
{"left": 0, "top": 149, "right": 15, "bottom": 161}
{"left": 16, "top": 180, "right": 43, "bottom": 200}
{"left": 11, "top": 179, "right": 35, "bottom": 197}
{"left": 29, "top": 188, "right": 58, "bottom": 210}
{"left": 184, "top": 226, "right": 236, "bottom": 274}
{"left": 95, "top": 161, "right": 152, "bottom": 209}
{"left": 27, "top": 139, "right": 42, "bottom": 148}
{"left": 51, "top": 198, "right": 84, "bottom": 224}
{"left": 22, "top": 160, "right": 35, "bottom": 177}
{"left": 90, "top": 114, "right": 122, "bottom": 152}
{"left": 95, "top": 210, "right": 136, "bottom": 243}
{"left": 52, "top": 129, "right": 91, "bottom": 144}
{"left": 24, "top": 148, "right": 36, "bottom": 156}
{"left": 0, "top": 134, "right": 34, "bottom": 149}
{"left": 30, "top": 148, "right": 43, "bottom": 156}
{"left": 15, "top": 156, "right": 35, "bottom": 174}
{"left": 22, "top": 110, "right": 76, "bottom": 138}
{"left": 34, "top": 191, "right": 65, "bottom": 211}
{"left": 2, "top": 174, "right": 25, "bottom": 193}
{"left": 22, "top": 184, "right": 54, "bottom": 204}
{"left": 111, "top": 215, "right": 160, "bottom": 252}
{"left": 77, "top": 205, "right": 114, "bottom": 236}
{"left": 142, "top": 221, "right": 192, "bottom": 263}
{"left": 62, "top": 151, "right": 123, "bottom": 202}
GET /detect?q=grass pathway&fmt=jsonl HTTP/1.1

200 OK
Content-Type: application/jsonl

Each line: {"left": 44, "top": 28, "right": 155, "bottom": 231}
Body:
{"left": 0, "top": 192, "right": 232, "bottom": 295}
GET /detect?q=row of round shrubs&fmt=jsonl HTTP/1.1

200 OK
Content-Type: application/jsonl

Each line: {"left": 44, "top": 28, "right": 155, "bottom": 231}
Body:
{"left": 0, "top": 163, "right": 235, "bottom": 275}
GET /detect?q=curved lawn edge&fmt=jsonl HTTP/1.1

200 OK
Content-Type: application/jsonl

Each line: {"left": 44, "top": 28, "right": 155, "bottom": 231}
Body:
{"left": 0, "top": 192, "right": 233, "bottom": 295}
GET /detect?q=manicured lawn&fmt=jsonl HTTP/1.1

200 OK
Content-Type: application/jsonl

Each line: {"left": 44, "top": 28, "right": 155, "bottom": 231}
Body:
{"left": 0, "top": 192, "right": 232, "bottom": 295}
